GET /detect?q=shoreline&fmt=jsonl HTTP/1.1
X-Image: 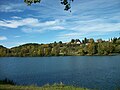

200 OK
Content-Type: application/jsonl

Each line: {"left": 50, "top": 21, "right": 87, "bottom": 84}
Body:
{"left": 0, "top": 53, "right": 120, "bottom": 57}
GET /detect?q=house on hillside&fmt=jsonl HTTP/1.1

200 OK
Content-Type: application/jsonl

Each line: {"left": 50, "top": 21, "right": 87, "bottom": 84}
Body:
{"left": 97, "top": 39, "right": 103, "bottom": 43}
{"left": 70, "top": 39, "right": 82, "bottom": 45}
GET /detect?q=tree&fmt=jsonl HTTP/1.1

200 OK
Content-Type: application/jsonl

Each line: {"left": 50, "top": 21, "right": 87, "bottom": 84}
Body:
{"left": 97, "top": 42, "right": 114, "bottom": 55}
{"left": 84, "top": 37, "right": 88, "bottom": 44}
{"left": 59, "top": 41, "right": 62, "bottom": 44}
{"left": 87, "top": 42, "right": 97, "bottom": 55}
{"left": 24, "top": 0, "right": 74, "bottom": 11}
{"left": 97, "top": 43, "right": 104, "bottom": 55}
{"left": 24, "top": 0, "right": 41, "bottom": 5}
{"left": 61, "top": 0, "right": 73, "bottom": 11}
{"left": 82, "top": 37, "right": 88, "bottom": 44}
{"left": 51, "top": 45, "right": 60, "bottom": 56}
{"left": 71, "top": 39, "right": 75, "bottom": 43}
{"left": 44, "top": 47, "right": 52, "bottom": 56}
{"left": 0, "top": 46, "right": 8, "bottom": 57}
{"left": 114, "top": 45, "right": 120, "bottom": 53}
{"left": 78, "top": 47, "right": 85, "bottom": 55}
{"left": 112, "top": 37, "right": 117, "bottom": 43}
{"left": 61, "top": 46, "right": 68, "bottom": 55}
{"left": 37, "top": 47, "right": 44, "bottom": 56}
{"left": 89, "top": 38, "right": 94, "bottom": 43}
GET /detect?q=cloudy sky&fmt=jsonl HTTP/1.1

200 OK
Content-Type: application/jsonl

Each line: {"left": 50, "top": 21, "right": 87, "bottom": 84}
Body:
{"left": 0, "top": 0, "right": 120, "bottom": 47}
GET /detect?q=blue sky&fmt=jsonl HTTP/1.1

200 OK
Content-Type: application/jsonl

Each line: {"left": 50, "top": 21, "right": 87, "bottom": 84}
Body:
{"left": 0, "top": 0, "right": 120, "bottom": 47}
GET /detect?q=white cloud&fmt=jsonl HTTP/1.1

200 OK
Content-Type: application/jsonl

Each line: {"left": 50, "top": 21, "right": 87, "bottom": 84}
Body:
{"left": 40, "top": 20, "right": 59, "bottom": 26}
{"left": 0, "top": 18, "right": 39, "bottom": 28}
{"left": 11, "top": 16, "right": 22, "bottom": 19}
{"left": 0, "top": 18, "right": 63, "bottom": 29}
{"left": 51, "top": 26, "right": 65, "bottom": 30}
{"left": 56, "top": 17, "right": 120, "bottom": 39}
{"left": 0, "top": 36, "right": 7, "bottom": 40}
{"left": 22, "top": 28, "right": 43, "bottom": 33}
{"left": 21, "top": 25, "right": 65, "bottom": 33}
{"left": 0, "top": 4, "right": 24, "bottom": 12}
{"left": 70, "top": 22, "right": 120, "bottom": 33}
{"left": 14, "top": 36, "right": 21, "bottom": 38}
{"left": 0, "top": 17, "right": 66, "bottom": 33}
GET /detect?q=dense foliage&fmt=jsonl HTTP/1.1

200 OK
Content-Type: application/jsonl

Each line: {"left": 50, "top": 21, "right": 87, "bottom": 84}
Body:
{"left": 0, "top": 78, "right": 89, "bottom": 90}
{"left": 0, "top": 83, "right": 89, "bottom": 90}
{"left": 0, "top": 37, "right": 120, "bottom": 57}
{"left": 0, "top": 78, "right": 15, "bottom": 85}
{"left": 24, "top": 0, "right": 74, "bottom": 11}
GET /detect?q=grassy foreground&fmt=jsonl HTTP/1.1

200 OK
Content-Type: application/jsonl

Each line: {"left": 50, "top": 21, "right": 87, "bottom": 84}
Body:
{"left": 0, "top": 79, "right": 90, "bottom": 90}
{"left": 0, "top": 84, "right": 89, "bottom": 90}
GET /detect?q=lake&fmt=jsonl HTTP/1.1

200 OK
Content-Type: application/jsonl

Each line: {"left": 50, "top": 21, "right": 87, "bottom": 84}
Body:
{"left": 0, "top": 56, "right": 120, "bottom": 90}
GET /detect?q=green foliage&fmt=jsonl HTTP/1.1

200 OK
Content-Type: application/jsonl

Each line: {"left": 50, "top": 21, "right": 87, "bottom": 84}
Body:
{"left": 51, "top": 45, "right": 60, "bottom": 56}
{"left": 0, "top": 37, "right": 120, "bottom": 57}
{"left": 0, "top": 45, "right": 10, "bottom": 57}
{"left": 61, "top": 0, "right": 74, "bottom": 11}
{"left": 97, "top": 42, "right": 114, "bottom": 55}
{"left": 24, "top": 0, "right": 41, "bottom": 5}
{"left": 114, "top": 45, "right": 120, "bottom": 53}
{"left": 0, "top": 83, "right": 89, "bottom": 90}
{"left": 78, "top": 48, "right": 85, "bottom": 55}
{"left": 0, "top": 79, "right": 89, "bottom": 90}
{"left": 0, "top": 78, "right": 15, "bottom": 85}
{"left": 82, "top": 38, "right": 89, "bottom": 44}
{"left": 87, "top": 43, "right": 97, "bottom": 55}
{"left": 71, "top": 39, "right": 75, "bottom": 43}
{"left": 24, "top": 0, "right": 74, "bottom": 11}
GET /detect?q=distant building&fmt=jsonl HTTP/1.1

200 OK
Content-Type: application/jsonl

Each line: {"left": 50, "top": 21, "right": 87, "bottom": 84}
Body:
{"left": 76, "top": 39, "right": 81, "bottom": 44}
{"left": 76, "top": 41, "right": 81, "bottom": 44}
{"left": 70, "top": 39, "right": 81, "bottom": 44}
{"left": 97, "top": 39, "right": 103, "bottom": 43}
{"left": 89, "top": 38, "right": 94, "bottom": 43}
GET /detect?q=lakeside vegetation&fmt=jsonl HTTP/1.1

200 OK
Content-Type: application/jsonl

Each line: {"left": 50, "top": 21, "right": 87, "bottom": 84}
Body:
{"left": 0, "top": 37, "right": 120, "bottom": 57}
{"left": 1, "top": 79, "right": 120, "bottom": 90}
{"left": 0, "top": 79, "right": 89, "bottom": 90}
{"left": 0, "top": 84, "right": 89, "bottom": 90}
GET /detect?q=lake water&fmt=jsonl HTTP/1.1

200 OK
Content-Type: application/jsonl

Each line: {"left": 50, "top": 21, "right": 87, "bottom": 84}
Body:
{"left": 0, "top": 56, "right": 120, "bottom": 90}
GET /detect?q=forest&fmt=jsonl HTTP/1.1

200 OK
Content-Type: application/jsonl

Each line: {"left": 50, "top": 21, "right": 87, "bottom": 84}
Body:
{"left": 0, "top": 37, "right": 120, "bottom": 57}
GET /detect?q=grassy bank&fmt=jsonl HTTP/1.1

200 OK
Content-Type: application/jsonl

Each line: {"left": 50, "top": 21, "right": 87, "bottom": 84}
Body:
{"left": 0, "top": 79, "right": 90, "bottom": 90}
{"left": 0, "top": 84, "right": 89, "bottom": 90}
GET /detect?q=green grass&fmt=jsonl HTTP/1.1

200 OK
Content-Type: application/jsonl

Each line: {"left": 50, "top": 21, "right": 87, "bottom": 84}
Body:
{"left": 0, "top": 79, "right": 90, "bottom": 90}
{"left": 0, "top": 84, "right": 89, "bottom": 90}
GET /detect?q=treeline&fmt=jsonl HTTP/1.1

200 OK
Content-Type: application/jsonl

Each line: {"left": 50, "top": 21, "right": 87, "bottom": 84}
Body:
{"left": 0, "top": 37, "right": 120, "bottom": 57}
{"left": 0, "top": 78, "right": 15, "bottom": 85}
